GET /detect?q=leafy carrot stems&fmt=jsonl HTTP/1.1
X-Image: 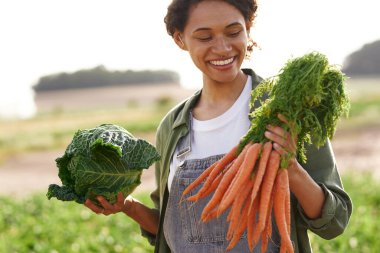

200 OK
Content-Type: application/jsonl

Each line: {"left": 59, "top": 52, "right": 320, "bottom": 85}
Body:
{"left": 182, "top": 52, "right": 350, "bottom": 252}
{"left": 240, "top": 52, "right": 350, "bottom": 163}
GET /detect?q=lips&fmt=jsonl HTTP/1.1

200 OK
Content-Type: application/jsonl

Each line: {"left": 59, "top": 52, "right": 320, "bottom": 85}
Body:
{"left": 209, "top": 57, "right": 235, "bottom": 66}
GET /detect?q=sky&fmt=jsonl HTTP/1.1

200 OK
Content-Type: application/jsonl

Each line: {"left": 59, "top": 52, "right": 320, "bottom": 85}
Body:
{"left": 0, "top": 0, "right": 379, "bottom": 119}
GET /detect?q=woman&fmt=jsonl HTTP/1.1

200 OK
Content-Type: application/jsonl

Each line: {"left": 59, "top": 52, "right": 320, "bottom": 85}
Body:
{"left": 85, "top": 0, "right": 352, "bottom": 252}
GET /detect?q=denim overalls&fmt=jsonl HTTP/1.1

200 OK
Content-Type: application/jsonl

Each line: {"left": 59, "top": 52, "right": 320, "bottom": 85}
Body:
{"left": 163, "top": 127, "right": 280, "bottom": 253}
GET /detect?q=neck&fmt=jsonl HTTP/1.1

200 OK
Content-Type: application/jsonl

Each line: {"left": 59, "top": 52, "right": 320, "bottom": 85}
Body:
{"left": 202, "top": 70, "right": 247, "bottom": 104}
{"left": 193, "top": 70, "right": 248, "bottom": 120}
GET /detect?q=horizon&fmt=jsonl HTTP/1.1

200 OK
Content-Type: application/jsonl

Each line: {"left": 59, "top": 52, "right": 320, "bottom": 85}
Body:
{"left": 1, "top": 0, "right": 379, "bottom": 119}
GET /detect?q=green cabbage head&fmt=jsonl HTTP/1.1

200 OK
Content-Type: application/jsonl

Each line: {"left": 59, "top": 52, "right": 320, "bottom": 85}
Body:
{"left": 47, "top": 124, "right": 160, "bottom": 204}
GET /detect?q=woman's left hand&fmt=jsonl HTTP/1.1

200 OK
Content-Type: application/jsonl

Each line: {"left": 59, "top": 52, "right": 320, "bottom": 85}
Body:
{"left": 265, "top": 114, "right": 326, "bottom": 219}
{"left": 84, "top": 192, "right": 133, "bottom": 216}
{"left": 264, "top": 114, "right": 299, "bottom": 171}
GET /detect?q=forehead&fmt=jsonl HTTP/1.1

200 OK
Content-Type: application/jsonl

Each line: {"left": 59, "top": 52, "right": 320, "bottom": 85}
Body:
{"left": 185, "top": 0, "right": 246, "bottom": 32}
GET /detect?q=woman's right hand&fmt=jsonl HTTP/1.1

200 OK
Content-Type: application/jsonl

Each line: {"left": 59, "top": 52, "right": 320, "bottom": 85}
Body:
{"left": 85, "top": 191, "right": 159, "bottom": 235}
{"left": 84, "top": 192, "right": 135, "bottom": 216}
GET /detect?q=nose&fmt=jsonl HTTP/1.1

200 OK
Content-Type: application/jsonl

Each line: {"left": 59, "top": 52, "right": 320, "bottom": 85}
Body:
{"left": 211, "top": 36, "right": 232, "bottom": 55}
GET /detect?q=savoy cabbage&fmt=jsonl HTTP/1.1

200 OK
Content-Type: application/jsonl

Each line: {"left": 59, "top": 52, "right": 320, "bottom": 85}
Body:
{"left": 47, "top": 124, "right": 160, "bottom": 204}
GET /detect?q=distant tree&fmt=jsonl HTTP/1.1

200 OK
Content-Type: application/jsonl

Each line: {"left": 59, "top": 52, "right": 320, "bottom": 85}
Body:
{"left": 342, "top": 40, "right": 380, "bottom": 77}
{"left": 33, "top": 66, "right": 180, "bottom": 92}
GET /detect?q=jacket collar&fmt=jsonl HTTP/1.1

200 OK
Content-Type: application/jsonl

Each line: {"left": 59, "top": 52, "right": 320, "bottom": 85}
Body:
{"left": 172, "top": 89, "right": 201, "bottom": 130}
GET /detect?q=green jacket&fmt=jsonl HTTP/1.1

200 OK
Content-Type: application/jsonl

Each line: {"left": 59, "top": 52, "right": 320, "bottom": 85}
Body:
{"left": 143, "top": 69, "right": 352, "bottom": 253}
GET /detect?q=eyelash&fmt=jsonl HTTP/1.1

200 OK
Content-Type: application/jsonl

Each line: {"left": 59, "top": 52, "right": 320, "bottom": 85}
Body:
{"left": 197, "top": 30, "right": 242, "bottom": 42}
{"left": 198, "top": 37, "right": 212, "bottom": 42}
{"left": 229, "top": 30, "right": 242, "bottom": 37}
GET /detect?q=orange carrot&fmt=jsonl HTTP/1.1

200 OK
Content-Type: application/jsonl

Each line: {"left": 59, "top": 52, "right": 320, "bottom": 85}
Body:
{"left": 249, "top": 141, "right": 273, "bottom": 211}
{"left": 226, "top": 200, "right": 250, "bottom": 251}
{"left": 226, "top": 210, "right": 238, "bottom": 241}
{"left": 202, "top": 208, "right": 218, "bottom": 223}
{"left": 285, "top": 180, "right": 291, "bottom": 235}
{"left": 274, "top": 169, "right": 293, "bottom": 253}
{"left": 217, "top": 143, "right": 261, "bottom": 216}
{"left": 260, "top": 190, "right": 274, "bottom": 252}
{"left": 200, "top": 144, "right": 251, "bottom": 220}
{"left": 225, "top": 177, "right": 254, "bottom": 240}
{"left": 195, "top": 145, "right": 239, "bottom": 198}
{"left": 182, "top": 161, "right": 218, "bottom": 196}
{"left": 187, "top": 170, "right": 223, "bottom": 202}
{"left": 226, "top": 171, "right": 241, "bottom": 223}
{"left": 256, "top": 150, "right": 280, "bottom": 235}
{"left": 247, "top": 191, "right": 260, "bottom": 252}
{"left": 217, "top": 159, "right": 240, "bottom": 209}
{"left": 261, "top": 226, "right": 269, "bottom": 253}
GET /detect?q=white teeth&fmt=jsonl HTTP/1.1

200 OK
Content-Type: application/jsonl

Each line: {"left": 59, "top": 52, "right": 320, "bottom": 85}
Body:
{"left": 210, "top": 57, "right": 234, "bottom": 66}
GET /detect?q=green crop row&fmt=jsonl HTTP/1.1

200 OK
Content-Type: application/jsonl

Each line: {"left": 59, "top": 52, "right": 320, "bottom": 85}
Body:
{"left": 0, "top": 173, "right": 379, "bottom": 253}
{"left": 0, "top": 193, "right": 154, "bottom": 253}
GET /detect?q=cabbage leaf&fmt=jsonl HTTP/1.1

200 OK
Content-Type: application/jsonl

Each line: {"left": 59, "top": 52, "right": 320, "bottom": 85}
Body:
{"left": 47, "top": 124, "right": 160, "bottom": 204}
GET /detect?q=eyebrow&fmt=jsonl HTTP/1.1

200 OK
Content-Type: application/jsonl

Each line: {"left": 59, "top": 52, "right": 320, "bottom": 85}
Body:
{"left": 193, "top": 22, "right": 244, "bottom": 33}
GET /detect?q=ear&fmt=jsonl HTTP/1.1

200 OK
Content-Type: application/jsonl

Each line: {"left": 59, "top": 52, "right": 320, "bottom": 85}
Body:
{"left": 173, "top": 31, "right": 187, "bottom": 51}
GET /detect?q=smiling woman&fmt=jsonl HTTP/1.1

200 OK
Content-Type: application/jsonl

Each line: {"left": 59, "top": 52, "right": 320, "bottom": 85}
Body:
{"left": 76, "top": 1, "right": 352, "bottom": 253}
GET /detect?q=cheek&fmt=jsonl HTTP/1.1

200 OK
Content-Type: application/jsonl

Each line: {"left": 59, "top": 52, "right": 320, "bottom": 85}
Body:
{"left": 188, "top": 46, "right": 208, "bottom": 66}
{"left": 239, "top": 42, "right": 249, "bottom": 62}
{"left": 239, "top": 39, "right": 249, "bottom": 54}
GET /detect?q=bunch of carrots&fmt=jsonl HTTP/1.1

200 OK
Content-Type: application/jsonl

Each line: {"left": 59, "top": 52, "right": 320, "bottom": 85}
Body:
{"left": 183, "top": 142, "right": 292, "bottom": 252}
{"left": 182, "top": 52, "right": 350, "bottom": 252}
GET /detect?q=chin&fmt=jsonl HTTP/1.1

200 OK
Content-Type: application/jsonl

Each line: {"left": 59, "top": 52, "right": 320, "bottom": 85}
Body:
{"left": 209, "top": 68, "right": 242, "bottom": 83}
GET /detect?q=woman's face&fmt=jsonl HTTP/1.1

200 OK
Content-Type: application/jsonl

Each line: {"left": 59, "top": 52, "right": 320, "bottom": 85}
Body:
{"left": 177, "top": 0, "right": 249, "bottom": 84}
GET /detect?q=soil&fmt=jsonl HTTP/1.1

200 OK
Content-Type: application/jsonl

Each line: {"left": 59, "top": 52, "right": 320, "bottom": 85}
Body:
{"left": 1, "top": 84, "right": 379, "bottom": 198}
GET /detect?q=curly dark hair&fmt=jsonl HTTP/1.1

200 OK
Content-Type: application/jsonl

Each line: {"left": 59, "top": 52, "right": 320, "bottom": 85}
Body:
{"left": 164, "top": 0, "right": 258, "bottom": 37}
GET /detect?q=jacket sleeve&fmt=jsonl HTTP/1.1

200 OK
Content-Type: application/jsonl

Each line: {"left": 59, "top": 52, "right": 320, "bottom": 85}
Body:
{"left": 139, "top": 125, "right": 164, "bottom": 245}
{"left": 139, "top": 163, "right": 160, "bottom": 245}
{"left": 296, "top": 140, "right": 353, "bottom": 239}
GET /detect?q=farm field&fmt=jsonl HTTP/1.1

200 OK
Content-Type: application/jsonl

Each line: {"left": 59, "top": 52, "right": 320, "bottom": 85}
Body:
{"left": 0, "top": 78, "right": 380, "bottom": 252}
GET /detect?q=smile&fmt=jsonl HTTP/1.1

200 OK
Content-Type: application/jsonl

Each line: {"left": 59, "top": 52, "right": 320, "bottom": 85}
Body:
{"left": 209, "top": 57, "right": 235, "bottom": 66}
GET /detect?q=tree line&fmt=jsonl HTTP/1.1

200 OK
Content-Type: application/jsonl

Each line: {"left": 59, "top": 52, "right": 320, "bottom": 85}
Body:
{"left": 33, "top": 65, "right": 180, "bottom": 92}
{"left": 342, "top": 39, "right": 380, "bottom": 77}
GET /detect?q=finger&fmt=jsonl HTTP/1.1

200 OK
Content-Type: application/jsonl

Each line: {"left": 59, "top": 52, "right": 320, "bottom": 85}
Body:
{"left": 272, "top": 142, "right": 286, "bottom": 156}
{"left": 278, "top": 114, "right": 297, "bottom": 139}
{"left": 102, "top": 210, "right": 112, "bottom": 216}
{"left": 265, "top": 129, "right": 287, "bottom": 147}
{"left": 113, "top": 192, "right": 126, "bottom": 210}
{"left": 85, "top": 199, "right": 104, "bottom": 214}
{"left": 277, "top": 114, "right": 289, "bottom": 125}
{"left": 277, "top": 114, "right": 295, "bottom": 130}
{"left": 97, "top": 196, "right": 114, "bottom": 210}
{"left": 117, "top": 192, "right": 124, "bottom": 204}
{"left": 266, "top": 124, "right": 288, "bottom": 140}
{"left": 273, "top": 142, "right": 294, "bottom": 156}
{"left": 123, "top": 196, "right": 135, "bottom": 213}
{"left": 273, "top": 143, "right": 297, "bottom": 168}
{"left": 266, "top": 130, "right": 296, "bottom": 157}
{"left": 266, "top": 124, "right": 297, "bottom": 150}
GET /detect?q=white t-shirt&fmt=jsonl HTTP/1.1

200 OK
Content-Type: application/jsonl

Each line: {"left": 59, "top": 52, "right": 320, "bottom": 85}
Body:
{"left": 168, "top": 76, "right": 252, "bottom": 191}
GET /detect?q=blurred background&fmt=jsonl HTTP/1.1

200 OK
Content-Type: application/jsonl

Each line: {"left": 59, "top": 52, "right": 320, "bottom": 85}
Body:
{"left": 0, "top": 0, "right": 379, "bottom": 252}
